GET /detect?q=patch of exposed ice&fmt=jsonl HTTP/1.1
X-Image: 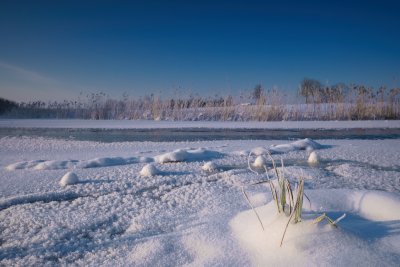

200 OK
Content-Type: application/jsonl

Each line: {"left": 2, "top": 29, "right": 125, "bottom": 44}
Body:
{"left": 5, "top": 160, "right": 46, "bottom": 170}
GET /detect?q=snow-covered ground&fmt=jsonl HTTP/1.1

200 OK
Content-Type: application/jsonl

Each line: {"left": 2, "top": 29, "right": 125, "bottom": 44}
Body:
{"left": 1, "top": 119, "right": 399, "bottom": 129}
{"left": 1, "top": 136, "right": 400, "bottom": 266}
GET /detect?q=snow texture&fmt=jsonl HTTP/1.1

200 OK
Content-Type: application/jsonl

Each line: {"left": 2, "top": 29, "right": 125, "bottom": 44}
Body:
{"left": 201, "top": 161, "right": 219, "bottom": 172}
{"left": 0, "top": 136, "right": 399, "bottom": 266}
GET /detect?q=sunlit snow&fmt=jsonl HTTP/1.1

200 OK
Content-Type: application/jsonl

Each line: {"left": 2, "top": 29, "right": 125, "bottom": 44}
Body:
{"left": 1, "top": 135, "right": 399, "bottom": 266}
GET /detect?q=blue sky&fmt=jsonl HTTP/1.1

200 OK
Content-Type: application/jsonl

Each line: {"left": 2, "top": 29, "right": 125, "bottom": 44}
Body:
{"left": 1, "top": 0, "right": 400, "bottom": 102}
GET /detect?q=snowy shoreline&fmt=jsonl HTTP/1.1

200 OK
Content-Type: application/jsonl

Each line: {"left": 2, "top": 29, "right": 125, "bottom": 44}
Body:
{"left": 0, "top": 119, "right": 399, "bottom": 129}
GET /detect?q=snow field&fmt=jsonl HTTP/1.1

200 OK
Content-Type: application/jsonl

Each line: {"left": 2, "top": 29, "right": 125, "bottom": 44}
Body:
{"left": 0, "top": 136, "right": 399, "bottom": 265}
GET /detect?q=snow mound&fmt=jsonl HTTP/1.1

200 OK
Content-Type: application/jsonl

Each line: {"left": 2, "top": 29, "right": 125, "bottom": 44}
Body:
{"left": 5, "top": 160, "right": 46, "bottom": 170}
{"left": 202, "top": 161, "right": 218, "bottom": 172}
{"left": 231, "top": 189, "right": 400, "bottom": 266}
{"left": 154, "top": 148, "right": 222, "bottom": 163}
{"left": 270, "top": 138, "right": 322, "bottom": 154}
{"left": 139, "top": 164, "right": 160, "bottom": 177}
{"left": 239, "top": 139, "right": 323, "bottom": 157}
{"left": 307, "top": 151, "right": 319, "bottom": 164}
{"left": 253, "top": 155, "right": 268, "bottom": 168}
{"left": 5, "top": 156, "right": 153, "bottom": 170}
{"left": 353, "top": 191, "right": 400, "bottom": 221}
{"left": 59, "top": 172, "right": 79, "bottom": 186}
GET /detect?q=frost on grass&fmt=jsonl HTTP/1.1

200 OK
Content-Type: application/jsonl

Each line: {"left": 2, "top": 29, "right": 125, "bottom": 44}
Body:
{"left": 59, "top": 172, "right": 79, "bottom": 186}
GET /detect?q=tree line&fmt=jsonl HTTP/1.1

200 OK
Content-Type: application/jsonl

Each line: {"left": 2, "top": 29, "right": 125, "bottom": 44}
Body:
{"left": 1, "top": 78, "right": 399, "bottom": 121}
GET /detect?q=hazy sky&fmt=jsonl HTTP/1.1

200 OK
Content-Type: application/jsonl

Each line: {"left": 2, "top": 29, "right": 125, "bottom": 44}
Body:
{"left": 1, "top": 0, "right": 400, "bottom": 102}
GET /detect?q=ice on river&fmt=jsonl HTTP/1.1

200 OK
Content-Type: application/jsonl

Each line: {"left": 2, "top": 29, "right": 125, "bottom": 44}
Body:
{"left": 0, "top": 136, "right": 399, "bottom": 266}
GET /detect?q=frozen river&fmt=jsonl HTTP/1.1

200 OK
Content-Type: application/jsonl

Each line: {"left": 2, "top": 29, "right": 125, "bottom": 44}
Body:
{"left": 1, "top": 127, "right": 400, "bottom": 142}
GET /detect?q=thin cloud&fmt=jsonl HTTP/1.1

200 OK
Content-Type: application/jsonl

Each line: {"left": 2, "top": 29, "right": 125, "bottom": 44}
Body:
{"left": 0, "top": 61, "right": 57, "bottom": 84}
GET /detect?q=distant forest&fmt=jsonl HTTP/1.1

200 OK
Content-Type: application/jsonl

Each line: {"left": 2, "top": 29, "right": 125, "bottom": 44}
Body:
{"left": 1, "top": 79, "right": 399, "bottom": 121}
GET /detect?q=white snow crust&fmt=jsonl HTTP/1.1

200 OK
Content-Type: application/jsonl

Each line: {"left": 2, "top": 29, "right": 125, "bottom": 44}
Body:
{"left": 0, "top": 136, "right": 399, "bottom": 266}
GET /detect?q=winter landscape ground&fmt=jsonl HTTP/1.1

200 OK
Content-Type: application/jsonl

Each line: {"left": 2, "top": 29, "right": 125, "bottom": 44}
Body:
{"left": 1, "top": 120, "right": 400, "bottom": 266}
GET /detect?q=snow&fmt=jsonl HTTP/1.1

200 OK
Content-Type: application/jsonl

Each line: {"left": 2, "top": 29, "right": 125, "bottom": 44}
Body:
{"left": 201, "top": 161, "right": 218, "bottom": 172}
{"left": 308, "top": 151, "right": 319, "bottom": 164}
{"left": 139, "top": 164, "right": 160, "bottom": 177}
{"left": 253, "top": 155, "right": 268, "bottom": 168}
{"left": 269, "top": 138, "right": 322, "bottom": 154}
{"left": 59, "top": 172, "right": 79, "bottom": 186}
{"left": 0, "top": 135, "right": 399, "bottom": 266}
{"left": 230, "top": 189, "right": 400, "bottom": 266}
{"left": 154, "top": 148, "right": 222, "bottom": 163}
{"left": 0, "top": 119, "right": 399, "bottom": 129}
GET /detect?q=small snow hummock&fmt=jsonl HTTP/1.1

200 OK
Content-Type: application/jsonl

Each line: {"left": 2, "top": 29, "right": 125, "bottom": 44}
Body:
{"left": 59, "top": 172, "right": 79, "bottom": 186}
{"left": 140, "top": 163, "right": 160, "bottom": 177}
{"left": 253, "top": 155, "right": 268, "bottom": 168}
{"left": 154, "top": 148, "right": 222, "bottom": 163}
{"left": 201, "top": 161, "right": 218, "bottom": 172}
{"left": 307, "top": 151, "right": 319, "bottom": 164}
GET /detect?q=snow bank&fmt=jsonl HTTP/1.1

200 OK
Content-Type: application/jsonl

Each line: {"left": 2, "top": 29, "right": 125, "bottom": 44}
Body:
{"left": 59, "top": 172, "right": 79, "bottom": 186}
{"left": 154, "top": 148, "right": 222, "bottom": 163}
{"left": 269, "top": 138, "right": 322, "bottom": 154}
{"left": 241, "top": 138, "right": 323, "bottom": 157}
{"left": 5, "top": 156, "right": 153, "bottom": 170}
{"left": 231, "top": 189, "right": 400, "bottom": 266}
{"left": 5, "top": 160, "right": 46, "bottom": 171}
